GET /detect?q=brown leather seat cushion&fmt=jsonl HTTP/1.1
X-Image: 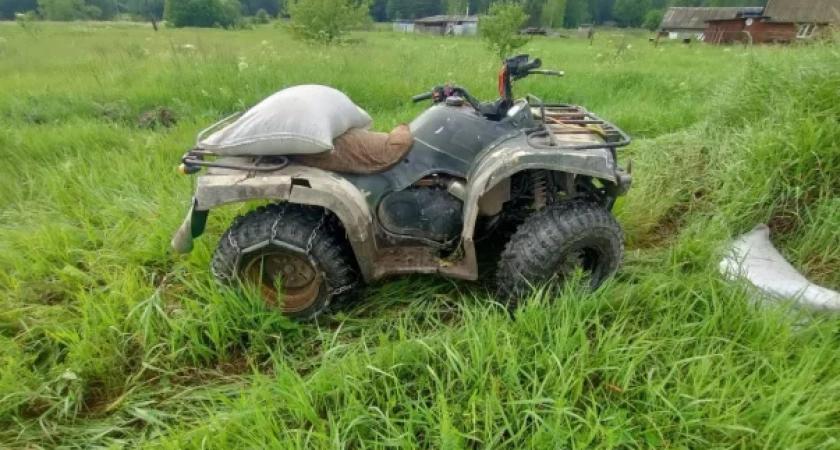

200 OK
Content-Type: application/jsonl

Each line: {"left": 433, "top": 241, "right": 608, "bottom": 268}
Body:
{"left": 292, "top": 124, "right": 413, "bottom": 175}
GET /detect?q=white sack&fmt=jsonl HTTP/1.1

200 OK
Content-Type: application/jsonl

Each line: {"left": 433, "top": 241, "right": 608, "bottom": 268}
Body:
{"left": 199, "top": 84, "right": 373, "bottom": 156}
{"left": 719, "top": 224, "right": 840, "bottom": 311}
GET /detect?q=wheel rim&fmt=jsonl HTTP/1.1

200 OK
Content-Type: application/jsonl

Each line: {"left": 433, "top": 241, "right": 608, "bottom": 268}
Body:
{"left": 241, "top": 250, "right": 323, "bottom": 314}
{"left": 556, "top": 244, "right": 606, "bottom": 289}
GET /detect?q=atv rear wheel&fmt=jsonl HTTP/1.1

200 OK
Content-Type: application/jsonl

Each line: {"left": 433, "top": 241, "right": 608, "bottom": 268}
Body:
{"left": 211, "top": 204, "right": 359, "bottom": 321}
{"left": 496, "top": 201, "right": 624, "bottom": 310}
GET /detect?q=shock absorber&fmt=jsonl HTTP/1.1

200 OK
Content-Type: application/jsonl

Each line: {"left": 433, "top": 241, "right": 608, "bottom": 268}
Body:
{"left": 532, "top": 171, "right": 547, "bottom": 210}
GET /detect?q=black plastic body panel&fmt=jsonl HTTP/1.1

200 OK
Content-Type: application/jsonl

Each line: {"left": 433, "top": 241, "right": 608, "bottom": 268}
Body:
{"left": 343, "top": 104, "right": 520, "bottom": 208}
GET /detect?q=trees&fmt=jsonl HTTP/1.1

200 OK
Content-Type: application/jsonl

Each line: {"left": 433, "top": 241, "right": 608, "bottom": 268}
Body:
{"left": 238, "top": 0, "right": 281, "bottom": 16}
{"left": 540, "top": 0, "right": 566, "bottom": 28}
{"left": 286, "top": 0, "right": 371, "bottom": 43}
{"left": 37, "top": 0, "right": 89, "bottom": 20}
{"left": 124, "top": 0, "right": 165, "bottom": 28}
{"left": 479, "top": 2, "right": 528, "bottom": 59}
{"left": 164, "top": 0, "right": 241, "bottom": 27}
{"left": 612, "top": 0, "right": 650, "bottom": 28}
{"left": 643, "top": 8, "right": 663, "bottom": 30}
{"left": 445, "top": 0, "right": 468, "bottom": 15}
{"left": 1, "top": 0, "right": 38, "bottom": 19}
{"left": 563, "top": 0, "right": 590, "bottom": 28}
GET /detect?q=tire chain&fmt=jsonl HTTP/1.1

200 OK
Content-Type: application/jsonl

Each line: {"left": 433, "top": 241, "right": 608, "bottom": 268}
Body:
{"left": 305, "top": 213, "right": 326, "bottom": 255}
{"left": 220, "top": 207, "right": 354, "bottom": 303}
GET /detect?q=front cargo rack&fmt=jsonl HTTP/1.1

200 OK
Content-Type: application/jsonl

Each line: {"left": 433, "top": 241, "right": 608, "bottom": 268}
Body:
{"left": 527, "top": 99, "right": 632, "bottom": 159}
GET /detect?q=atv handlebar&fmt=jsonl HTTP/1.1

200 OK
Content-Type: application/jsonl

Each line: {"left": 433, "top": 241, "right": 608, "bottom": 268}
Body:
{"left": 528, "top": 69, "right": 564, "bottom": 77}
{"left": 412, "top": 92, "right": 434, "bottom": 103}
{"left": 412, "top": 85, "right": 482, "bottom": 110}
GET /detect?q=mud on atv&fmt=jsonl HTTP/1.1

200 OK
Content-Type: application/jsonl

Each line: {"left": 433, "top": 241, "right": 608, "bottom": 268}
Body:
{"left": 171, "top": 54, "right": 633, "bottom": 320}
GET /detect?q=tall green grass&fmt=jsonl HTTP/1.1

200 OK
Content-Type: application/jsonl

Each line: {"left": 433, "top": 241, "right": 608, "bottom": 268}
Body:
{"left": 0, "top": 22, "right": 838, "bottom": 448}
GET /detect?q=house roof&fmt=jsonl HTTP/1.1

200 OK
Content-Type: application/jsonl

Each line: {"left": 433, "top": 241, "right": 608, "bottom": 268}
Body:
{"left": 660, "top": 7, "right": 758, "bottom": 30}
{"left": 763, "top": 0, "right": 840, "bottom": 24}
{"left": 414, "top": 15, "right": 478, "bottom": 24}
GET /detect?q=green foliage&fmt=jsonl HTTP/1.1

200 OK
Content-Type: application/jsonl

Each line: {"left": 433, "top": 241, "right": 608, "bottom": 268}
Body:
{"left": 563, "top": 0, "right": 590, "bottom": 28}
{"left": 254, "top": 7, "right": 271, "bottom": 22}
{"left": 239, "top": 0, "right": 282, "bottom": 16}
{"left": 445, "top": 0, "right": 467, "bottom": 15}
{"left": 124, "top": 0, "right": 165, "bottom": 21}
{"left": 15, "top": 11, "right": 41, "bottom": 35}
{"left": 643, "top": 7, "right": 663, "bottom": 30}
{"left": 37, "top": 0, "right": 87, "bottom": 20}
{"left": 286, "top": 0, "right": 371, "bottom": 43}
{"left": 540, "top": 0, "right": 566, "bottom": 28}
{"left": 386, "top": 0, "right": 441, "bottom": 21}
{"left": 34, "top": 0, "right": 119, "bottom": 20}
{"left": 164, "top": 0, "right": 241, "bottom": 28}
{"left": 479, "top": 2, "right": 529, "bottom": 59}
{"left": 612, "top": 0, "right": 650, "bottom": 28}
{"left": 1, "top": 0, "right": 38, "bottom": 19}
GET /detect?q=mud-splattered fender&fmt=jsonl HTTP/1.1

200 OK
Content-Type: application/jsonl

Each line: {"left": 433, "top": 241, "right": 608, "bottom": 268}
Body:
{"left": 171, "top": 159, "right": 377, "bottom": 280}
{"left": 461, "top": 133, "right": 630, "bottom": 241}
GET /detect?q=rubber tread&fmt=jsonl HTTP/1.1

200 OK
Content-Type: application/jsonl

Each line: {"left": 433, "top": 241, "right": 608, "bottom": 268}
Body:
{"left": 496, "top": 200, "right": 624, "bottom": 309}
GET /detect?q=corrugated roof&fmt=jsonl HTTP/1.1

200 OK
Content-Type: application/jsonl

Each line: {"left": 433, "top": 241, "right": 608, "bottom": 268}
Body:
{"left": 763, "top": 0, "right": 840, "bottom": 24}
{"left": 660, "top": 7, "right": 752, "bottom": 30}
{"left": 414, "top": 15, "right": 478, "bottom": 24}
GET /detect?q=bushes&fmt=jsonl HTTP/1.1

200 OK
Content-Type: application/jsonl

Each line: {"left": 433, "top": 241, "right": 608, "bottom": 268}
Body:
{"left": 254, "top": 7, "right": 270, "bottom": 23}
{"left": 643, "top": 8, "right": 663, "bottom": 31}
{"left": 164, "top": 0, "right": 241, "bottom": 28}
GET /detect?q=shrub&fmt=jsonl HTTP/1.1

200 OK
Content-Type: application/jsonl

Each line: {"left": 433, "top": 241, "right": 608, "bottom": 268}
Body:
{"left": 286, "top": 0, "right": 371, "bottom": 43}
{"left": 643, "top": 8, "right": 664, "bottom": 32}
{"left": 164, "top": 0, "right": 241, "bottom": 28}
{"left": 235, "top": 15, "right": 256, "bottom": 29}
{"left": 37, "top": 0, "right": 87, "bottom": 20}
{"left": 255, "top": 7, "right": 270, "bottom": 23}
{"left": 15, "top": 11, "right": 42, "bottom": 34}
{"left": 479, "top": 3, "right": 529, "bottom": 60}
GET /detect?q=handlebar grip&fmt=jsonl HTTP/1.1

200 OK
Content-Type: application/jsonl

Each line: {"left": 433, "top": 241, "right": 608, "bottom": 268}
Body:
{"left": 530, "top": 70, "right": 565, "bottom": 77}
{"left": 524, "top": 58, "right": 542, "bottom": 71}
{"left": 412, "top": 92, "right": 433, "bottom": 103}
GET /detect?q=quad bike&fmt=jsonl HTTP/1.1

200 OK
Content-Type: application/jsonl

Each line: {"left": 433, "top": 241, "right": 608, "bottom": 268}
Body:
{"left": 171, "top": 54, "right": 633, "bottom": 320}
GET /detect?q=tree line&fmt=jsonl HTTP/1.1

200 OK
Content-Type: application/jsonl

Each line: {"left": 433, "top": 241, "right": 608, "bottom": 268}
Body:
{"left": 1, "top": 0, "right": 765, "bottom": 29}
{"left": 0, "top": 0, "right": 282, "bottom": 22}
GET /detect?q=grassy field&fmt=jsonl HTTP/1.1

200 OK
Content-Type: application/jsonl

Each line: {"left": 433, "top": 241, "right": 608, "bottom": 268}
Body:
{"left": 1, "top": 21, "right": 839, "bottom": 449}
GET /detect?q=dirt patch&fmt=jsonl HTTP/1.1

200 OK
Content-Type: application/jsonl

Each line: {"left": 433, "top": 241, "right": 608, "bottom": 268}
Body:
{"left": 137, "top": 107, "right": 177, "bottom": 129}
{"left": 80, "top": 380, "right": 120, "bottom": 417}
{"left": 19, "top": 398, "right": 51, "bottom": 419}
{"left": 631, "top": 203, "right": 690, "bottom": 249}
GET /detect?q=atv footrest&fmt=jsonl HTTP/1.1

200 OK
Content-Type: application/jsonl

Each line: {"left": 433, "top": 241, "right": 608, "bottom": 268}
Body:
{"left": 372, "top": 246, "right": 476, "bottom": 281}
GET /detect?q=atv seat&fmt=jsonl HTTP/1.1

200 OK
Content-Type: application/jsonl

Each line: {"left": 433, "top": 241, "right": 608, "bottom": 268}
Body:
{"left": 292, "top": 124, "right": 414, "bottom": 175}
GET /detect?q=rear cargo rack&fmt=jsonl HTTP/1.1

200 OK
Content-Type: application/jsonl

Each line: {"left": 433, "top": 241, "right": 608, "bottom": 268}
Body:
{"left": 180, "top": 149, "right": 289, "bottom": 173}
{"left": 180, "top": 111, "right": 290, "bottom": 174}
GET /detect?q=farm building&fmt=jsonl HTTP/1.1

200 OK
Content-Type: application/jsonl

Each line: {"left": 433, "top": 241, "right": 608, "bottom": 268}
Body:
{"left": 413, "top": 15, "right": 478, "bottom": 36}
{"left": 705, "top": 0, "right": 839, "bottom": 45}
{"left": 659, "top": 7, "right": 760, "bottom": 40}
{"left": 762, "top": 0, "right": 839, "bottom": 40}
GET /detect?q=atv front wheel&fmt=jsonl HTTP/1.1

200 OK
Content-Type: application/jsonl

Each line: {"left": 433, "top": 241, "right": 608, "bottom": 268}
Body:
{"left": 211, "top": 204, "right": 359, "bottom": 321}
{"left": 496, "top": 201, "right": 624, "bottom": 309}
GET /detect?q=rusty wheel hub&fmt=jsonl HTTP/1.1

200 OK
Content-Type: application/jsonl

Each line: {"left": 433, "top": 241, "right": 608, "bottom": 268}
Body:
{"left": 242, "top": 250, "right": 323, "bottom": 314}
